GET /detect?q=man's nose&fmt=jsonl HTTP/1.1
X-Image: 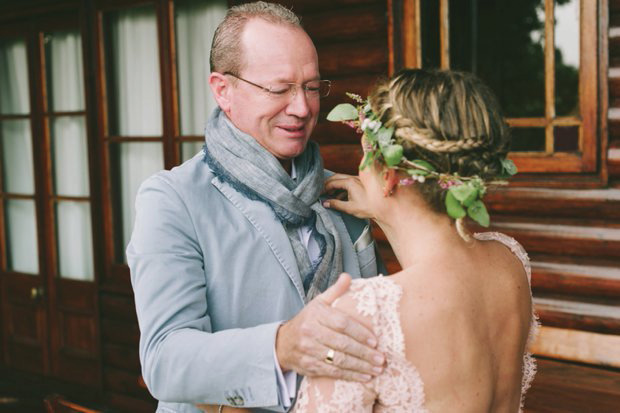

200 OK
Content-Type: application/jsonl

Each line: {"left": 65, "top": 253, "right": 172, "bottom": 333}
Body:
{"left": 286, "top": 86, "right": 311, "bottom": 117}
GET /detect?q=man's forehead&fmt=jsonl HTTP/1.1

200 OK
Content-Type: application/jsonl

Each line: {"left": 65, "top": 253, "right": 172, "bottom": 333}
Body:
{"left": 239, "top": 19, "right": 317, "bottom": 71}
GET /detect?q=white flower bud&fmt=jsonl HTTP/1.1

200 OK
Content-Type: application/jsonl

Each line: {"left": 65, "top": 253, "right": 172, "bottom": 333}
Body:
{"left": 361, "top": 118, "right": 371, "bottom": 131}
{"left": 417, "top": 175, "right": 426, "bottom": 183}
{"left": 369, "top": 120, "right": 381, "bottom": 133}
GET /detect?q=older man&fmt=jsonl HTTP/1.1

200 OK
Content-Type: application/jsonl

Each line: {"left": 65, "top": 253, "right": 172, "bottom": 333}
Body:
{"left": 127, "top": 3, "right": 384, "bottom": 413}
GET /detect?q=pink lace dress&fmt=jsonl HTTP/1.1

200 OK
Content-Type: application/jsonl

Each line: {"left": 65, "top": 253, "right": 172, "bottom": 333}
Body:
{"left": 293, "top": 232, "right": 539, "bottom": 413}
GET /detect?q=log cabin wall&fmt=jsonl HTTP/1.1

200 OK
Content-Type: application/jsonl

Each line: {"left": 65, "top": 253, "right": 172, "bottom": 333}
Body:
{"left": 0, "top": 0, "right": 618, "bottom": 412}
{"left": 610, "top": 0, "right": 620, "bottom": 182}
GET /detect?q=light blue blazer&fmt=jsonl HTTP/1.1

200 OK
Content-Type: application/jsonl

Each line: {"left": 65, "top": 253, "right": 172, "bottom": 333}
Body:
{"left": 126, "top": 151, "right": 379, "bottom": 413}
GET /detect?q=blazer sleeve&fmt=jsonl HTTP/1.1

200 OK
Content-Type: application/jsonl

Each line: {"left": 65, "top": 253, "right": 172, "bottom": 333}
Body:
{"left": 126, "top": 174, "right": 284, "bottom": 411}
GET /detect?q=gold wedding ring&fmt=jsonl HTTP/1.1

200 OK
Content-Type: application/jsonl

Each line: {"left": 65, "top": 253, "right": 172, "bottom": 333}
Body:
{"left": 325, "top": 348, "right": 335, "bottom": 365}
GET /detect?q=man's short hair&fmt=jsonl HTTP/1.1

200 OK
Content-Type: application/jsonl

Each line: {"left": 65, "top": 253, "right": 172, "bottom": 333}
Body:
{"left": 210, "top": 1, "right": 302, "bottom": 75}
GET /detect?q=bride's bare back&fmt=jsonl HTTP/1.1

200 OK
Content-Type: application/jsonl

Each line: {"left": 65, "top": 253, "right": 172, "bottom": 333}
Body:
{"left": 293, "top": 233, "right": 538, "bottom": 413}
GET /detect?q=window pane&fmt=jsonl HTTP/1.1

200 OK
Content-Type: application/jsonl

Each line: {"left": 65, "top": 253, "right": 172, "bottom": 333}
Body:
{"left": 420, "top": 0, "right": 440, "bottom": 69}
{"left": 5, "top": 199, "right": 39, "bottom": 274}
{"left": 56, "top": 201, "right": 94, "bottom": 280}
{"left": 0, "top": 38, "right": 30, "bottom": 115}
{"left": 181, "top": 141, "right": 203, "bottom": 162}
{"left": 554, "top": 0, "right": 579, "bottom": 117}
{"left": 110, "top": 142, "right": 163, "bottom": 261}
{"left": 51, "top": 116, "right": 89, "bottom": 196}
{"left": 450, "top": 0, "right": 546, "bottom": 117}
{"left": 45, "top": 31, "right": 85, "bottom": 112}
{"left": 1, "top": 119, "right": 35, "bottom": 194}
{"left": 511, "top": 127, "right": 546, "bottom": 152}
{"left": 554, "top": 125, "right": 579, "bottom": 152}
{"left": 104, "top": 6, "right": 162, "bottom": 136}
{"left": 175, "top": 0, "right": 226, "bottom": 135}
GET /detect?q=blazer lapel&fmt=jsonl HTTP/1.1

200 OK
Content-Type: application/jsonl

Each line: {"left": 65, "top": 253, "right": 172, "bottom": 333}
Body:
{"left": 211, "top": 176, "right": 306, "bottom": 302}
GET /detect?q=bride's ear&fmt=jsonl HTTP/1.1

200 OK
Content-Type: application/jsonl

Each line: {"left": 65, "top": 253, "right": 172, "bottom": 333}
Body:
{"left": 383, "top": 168, "right": 399, "bottom": 196}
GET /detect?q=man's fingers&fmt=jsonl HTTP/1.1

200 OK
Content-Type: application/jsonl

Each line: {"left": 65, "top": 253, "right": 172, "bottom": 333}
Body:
{"left": 316, "top": 342, "right": 382, "bottom": 376}
{"left": 317, "top": 273, "right": 351, "bottom": 304}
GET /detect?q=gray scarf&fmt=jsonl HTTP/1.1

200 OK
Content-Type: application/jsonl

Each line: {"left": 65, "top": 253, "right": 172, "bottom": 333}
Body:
{"left": 203, "top": 108, "right": 343, "bottom": 301}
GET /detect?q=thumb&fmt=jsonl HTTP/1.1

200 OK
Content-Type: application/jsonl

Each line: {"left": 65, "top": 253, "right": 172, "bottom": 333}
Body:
{"left": 318, "top": 273, "right": 352, "bottom": 305}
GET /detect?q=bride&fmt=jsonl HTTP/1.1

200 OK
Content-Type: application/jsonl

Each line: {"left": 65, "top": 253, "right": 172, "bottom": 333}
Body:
{"left": 293, "top": 68, "right": 539, "bottom": 412}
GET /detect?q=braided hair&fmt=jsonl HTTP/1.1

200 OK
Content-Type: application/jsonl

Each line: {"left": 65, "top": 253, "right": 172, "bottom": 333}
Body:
{"left": 369, "top": 69, "right": 511, "bottom": 214}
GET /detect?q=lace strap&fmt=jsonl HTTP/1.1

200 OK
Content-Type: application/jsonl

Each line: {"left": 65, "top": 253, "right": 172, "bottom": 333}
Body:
{"left": 474, "top": 232, "right": 532, "bottom": 284}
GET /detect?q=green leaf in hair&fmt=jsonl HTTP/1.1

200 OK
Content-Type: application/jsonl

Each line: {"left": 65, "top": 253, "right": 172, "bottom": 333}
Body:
{"left": 467, "top": 200, "right": 490, "bottom": 227}
{"left": 445, "top": 191, "right": 466, "bottom": 219}
{"left": 326, "top": 103, "right": 359, "bottom": 122}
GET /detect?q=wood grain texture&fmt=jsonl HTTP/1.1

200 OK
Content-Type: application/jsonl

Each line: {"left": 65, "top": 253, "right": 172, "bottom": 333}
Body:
{"left": 531, "top": 326, "right": 620, "bottom": 368}
{"left": 524, "top": 357, "right": 620, "bottom": 412}
{"left": 534, "top": 297, "right": 620, "bottom": 335}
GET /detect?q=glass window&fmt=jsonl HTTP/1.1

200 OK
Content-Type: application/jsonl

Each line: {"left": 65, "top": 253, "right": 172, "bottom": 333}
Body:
{"left": 56, "top": 202, "right": 94, "bottom": 280}
{"left": 449, "top": 0, "right": 546, "bottom": 118}
{"left": 554, "top": 0, "right": 579, "bottom": 117}
{"left": 175, "top": 0, "right": 227, "bottom": 135}
{"left": 110, "top": 142, "right": 164, "bottom": 261}
{"left": 45, "top": 31, "right": 85, "bottom": 112}
{"left": 51, "top": 116, "right": 89, "bottom": 197}
{"left": 5, "top": 200, "right": 39, "bottom": 274}
{"left": 104, "top": 5, "right": 163, "bottom": 136}
{"left": 45, "top": 29, "right": 93, "bottom": 281}
{"left": 1, "top": 119, "right": 35, "bottom": 195}
{"left": 0, "top": 38, "right": 30, "bottom": 115}
{"left": 181, "top": 141, "right": 204, "bottom": 162}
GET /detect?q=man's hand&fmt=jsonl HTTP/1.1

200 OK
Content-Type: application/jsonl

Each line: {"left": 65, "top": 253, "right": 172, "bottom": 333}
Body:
{"left": 323, "top": 174, "right": 375, "bottom": 219}
{"left": 275, "top": 274, "right": 384, "bottom": 381}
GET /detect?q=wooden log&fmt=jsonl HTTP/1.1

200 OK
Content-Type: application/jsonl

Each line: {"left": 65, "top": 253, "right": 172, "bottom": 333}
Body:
{"left": 610, "top": 144, "right": 620, "bottom": 178}
{"left": 489, "top": 218, "right": 620, "bottom": 260}
{"left": 531, "top": 326, "right": 620, "bottom": 368}
{"left": 532, "top": 261, "right": 620, "bottom": 299}
{"left": 265, "top": 0, "right": 382, "bottom": 14}
{"left": 484, "top": 187, "right": 620, "bottom": 220}
{"left": 317, "top": 38, "right": 388, "bottom": 77}
{"left": 319, "top": 144, "right": 363, "bottom": 174}
{"left": 303, "top": 3, "right": 387, "bottom": 44}
{"left": 610, "top": 36, "right": 620, "bottom": 67}
{"left": 534, "top": 297, "right": 620, "bottom": 335}
{"left": 609, "top": 118, "right": 620, "bottom": 141}
{"left": 524, "top": 358, "right": 620, "bottom": 412}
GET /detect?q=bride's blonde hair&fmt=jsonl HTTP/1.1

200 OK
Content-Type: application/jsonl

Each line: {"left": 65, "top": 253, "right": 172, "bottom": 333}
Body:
{"left": 369, "top": 69, "right": 511, "bottom": 237}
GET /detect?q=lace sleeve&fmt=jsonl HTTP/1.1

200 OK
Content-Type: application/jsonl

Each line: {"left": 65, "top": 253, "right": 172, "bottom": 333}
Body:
{"left": 293, "top": 286, "right": 378, "bottom": 413}
{"left": 293, "top": 375, "right": 375, "bottom": 413}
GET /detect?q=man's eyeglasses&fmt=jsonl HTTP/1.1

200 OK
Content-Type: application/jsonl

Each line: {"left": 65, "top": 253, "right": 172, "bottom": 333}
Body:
{"left": 224, "top": 72, "right": 331, "bottom": 99}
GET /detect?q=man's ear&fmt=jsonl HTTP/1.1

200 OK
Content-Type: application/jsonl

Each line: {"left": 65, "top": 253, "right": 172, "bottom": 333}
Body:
{"left": 209, "top": 72, "right": 232, "bottom": 114}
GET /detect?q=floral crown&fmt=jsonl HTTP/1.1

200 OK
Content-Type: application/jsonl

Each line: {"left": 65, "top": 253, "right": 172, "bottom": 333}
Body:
{"left": 326, "top": 93, "right": 517, "bottom": 228}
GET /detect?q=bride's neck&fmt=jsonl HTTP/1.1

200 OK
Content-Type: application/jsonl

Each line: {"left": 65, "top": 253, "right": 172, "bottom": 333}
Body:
{"left": 374, "top": 188, "right": 469, "bottom": 269}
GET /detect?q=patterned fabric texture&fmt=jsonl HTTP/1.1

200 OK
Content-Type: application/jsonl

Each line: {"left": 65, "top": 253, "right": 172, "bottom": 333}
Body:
{"left": 293, "top": 232, "right": 539, "bottom": 412}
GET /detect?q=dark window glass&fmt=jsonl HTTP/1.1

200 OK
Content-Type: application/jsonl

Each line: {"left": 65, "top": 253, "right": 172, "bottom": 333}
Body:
{"left": 553, "top": 125, "right": 579, "bottom": 152}
{"left": 420, "top": 0, "right": 440, "bottom": 69}
{"left": 511, "top": 127, "right": 546, "bottom": 152}
{"left": 450, "top": 0, "right": 546, "bottom": 118}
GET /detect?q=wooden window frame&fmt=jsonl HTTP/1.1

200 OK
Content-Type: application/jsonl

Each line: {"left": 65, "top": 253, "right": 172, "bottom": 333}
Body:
{"left": 93, "top": 0, "right": 228, "bottom": 290}
{"left": 389, "top": 0, "right": 609, "bottom": 188}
